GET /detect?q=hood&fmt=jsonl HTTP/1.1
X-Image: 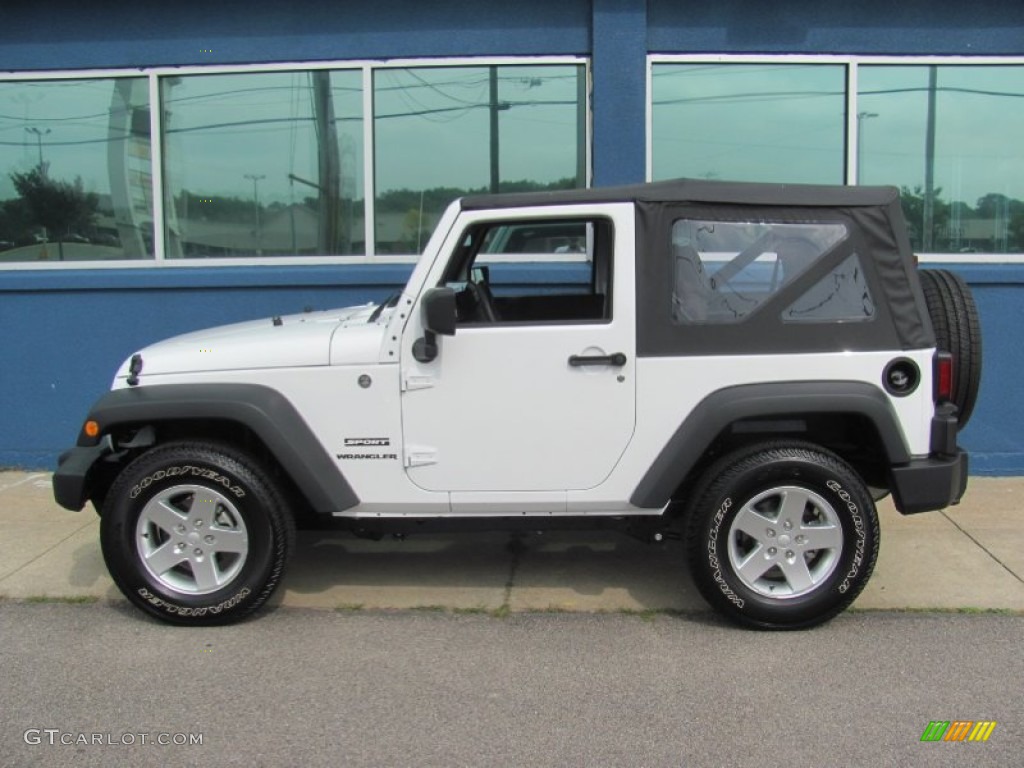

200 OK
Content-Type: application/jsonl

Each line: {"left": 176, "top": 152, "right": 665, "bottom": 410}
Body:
{"left": 114, "top": 303, "right": 390, "bottom": 381}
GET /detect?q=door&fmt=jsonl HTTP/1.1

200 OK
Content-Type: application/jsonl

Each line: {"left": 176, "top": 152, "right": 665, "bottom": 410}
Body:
{"left": 400, "top": 209, "right": 636, "bottom": 501}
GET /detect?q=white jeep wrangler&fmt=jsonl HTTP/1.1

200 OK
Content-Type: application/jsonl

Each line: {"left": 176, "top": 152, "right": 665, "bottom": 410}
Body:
{"left": 54, "top": 179, "right": 980, "bottom": 629}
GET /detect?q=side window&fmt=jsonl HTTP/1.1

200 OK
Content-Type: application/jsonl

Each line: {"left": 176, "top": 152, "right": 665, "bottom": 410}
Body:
{"left": 446, "top": 218, "right": 612, "bottom": 325}
{"left": 783, "top": 253, "right": 876, "bottom": 322}
{"left": 670, "top": 219, "right": 847, "bottom": 324}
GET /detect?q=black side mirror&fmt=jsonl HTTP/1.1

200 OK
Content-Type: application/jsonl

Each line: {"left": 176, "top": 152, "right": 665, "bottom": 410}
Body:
{"left": 422, "top": 287, "right": 457, "bottom": 336}
{"left": 413, "top": 287, "right": 456, "bottom": 363}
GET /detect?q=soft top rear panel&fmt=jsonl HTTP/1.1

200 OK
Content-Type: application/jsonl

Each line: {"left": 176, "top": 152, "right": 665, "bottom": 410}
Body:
{"left": 634, "top": 197, "right": 931, "bottom": 355}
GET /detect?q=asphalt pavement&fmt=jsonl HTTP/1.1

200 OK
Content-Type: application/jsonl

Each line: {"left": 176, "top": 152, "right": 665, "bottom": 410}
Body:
{"left": 2, "top": 603, "right": 1022, "bottom": 767}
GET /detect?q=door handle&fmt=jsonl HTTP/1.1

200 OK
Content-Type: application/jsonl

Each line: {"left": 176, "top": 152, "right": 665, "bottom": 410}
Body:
{"left": 568, "top": 352, "right": 627, "bottom": 367}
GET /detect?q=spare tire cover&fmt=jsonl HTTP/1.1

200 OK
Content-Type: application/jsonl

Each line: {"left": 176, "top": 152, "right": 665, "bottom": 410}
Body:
{"left": 918, "top": 269, "right": 982, "bottom": 429}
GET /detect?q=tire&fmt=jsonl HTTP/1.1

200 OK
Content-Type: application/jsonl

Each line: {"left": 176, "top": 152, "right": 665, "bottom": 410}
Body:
{"left": 918, "top": 269, "right": 982, "bottom": 428}
{"left": 686, "top": 442, "right": 880, "bottom": 630}
{"left": 100, "top": 441, "right": 295, "bottom": 626}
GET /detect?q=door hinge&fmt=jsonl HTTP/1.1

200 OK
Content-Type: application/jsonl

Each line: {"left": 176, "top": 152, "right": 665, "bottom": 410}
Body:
{"left": 402, "top": 374, "right": 436, "bottom": 392}
{"left": 404, "top": 446, "right": 438, "bottom": 468}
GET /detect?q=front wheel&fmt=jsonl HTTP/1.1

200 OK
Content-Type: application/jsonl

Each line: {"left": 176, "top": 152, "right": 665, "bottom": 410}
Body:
{"left": 686, "top": 443, "right": 880, "bottom": 630}
{"left": 100, "top": 441, "right": 295, "bottom": 625}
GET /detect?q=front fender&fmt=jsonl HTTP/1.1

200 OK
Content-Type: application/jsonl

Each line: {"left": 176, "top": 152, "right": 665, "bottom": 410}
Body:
{"left": 60, "top": 383, "right": 359, "bottom": 515}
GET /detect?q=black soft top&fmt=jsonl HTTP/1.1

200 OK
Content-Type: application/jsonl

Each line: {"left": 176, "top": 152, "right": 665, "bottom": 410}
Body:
{"left": 461, "top": 178, "right": 900, "bottom": 211}
{"left": 463, "top": 178, "right": 930, "bottom": 353}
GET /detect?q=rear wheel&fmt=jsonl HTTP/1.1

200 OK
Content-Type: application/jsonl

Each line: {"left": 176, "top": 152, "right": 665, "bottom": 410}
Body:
{"left": 919, "top": 268, "right": 982, "bottom": 428}
{"left": 686, "top": 442, "right": 880, "bottom": 630}
{"left": 100, "top": 441, "right": 295, "bottom": 625}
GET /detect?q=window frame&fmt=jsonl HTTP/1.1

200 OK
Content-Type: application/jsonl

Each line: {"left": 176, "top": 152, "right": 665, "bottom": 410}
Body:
{"left": 647, "top": 53, "right": 1024, "bottom": 263}
{"left": 441, "top": 215, "right": 615, "bottom": 327}
{"left": 0, "top": 56, "right": 590, "bottom": 270}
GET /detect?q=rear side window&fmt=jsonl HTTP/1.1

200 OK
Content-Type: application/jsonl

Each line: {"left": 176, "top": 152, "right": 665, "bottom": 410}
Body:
{"left": 783, "top": 253, "right": 876, "bottom": 323}
{"left": 670, "top": 220, "right": 848, "bottom": 324}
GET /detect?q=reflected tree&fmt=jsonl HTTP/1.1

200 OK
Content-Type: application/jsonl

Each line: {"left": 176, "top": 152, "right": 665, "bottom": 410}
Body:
{"left": 0, "top": 196, "right": 31, "bottom": 247}
{"left": 976, "top": 193, "right": 1024, "bottom": 252}
{"left": 900, "top": 186, "right": 1024, "bottom": 253}
{"left": 9, "top": 165, "right": 99, "bottom": 260}
{"left": 900, "top": 185, "right": 949, "bottom": 252}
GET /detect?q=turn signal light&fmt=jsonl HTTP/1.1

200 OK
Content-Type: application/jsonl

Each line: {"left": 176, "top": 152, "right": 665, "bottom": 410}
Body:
{"left": 84, "top": 420, "right": 100, "bottom": 438}
{"left": 934, "top": 352, "right": 953, "bottom": 403}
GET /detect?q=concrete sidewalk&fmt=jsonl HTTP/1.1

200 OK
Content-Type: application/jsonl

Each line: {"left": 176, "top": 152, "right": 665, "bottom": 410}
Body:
{"left": 1, "top": 471, "right": 1022, "bottom": 614}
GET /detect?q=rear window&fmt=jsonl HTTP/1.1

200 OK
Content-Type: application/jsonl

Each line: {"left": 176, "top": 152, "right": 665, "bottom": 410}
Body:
{"left": 783, "top": 253, "right": 876, "bottom": 323}
{"left": 670, "top": 219, "right": 850, "bottom": 324}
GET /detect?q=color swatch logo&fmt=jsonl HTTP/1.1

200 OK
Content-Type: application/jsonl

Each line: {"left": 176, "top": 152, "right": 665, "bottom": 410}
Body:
{"left": 920, "top": 720, "right": 996, "bottom": 742}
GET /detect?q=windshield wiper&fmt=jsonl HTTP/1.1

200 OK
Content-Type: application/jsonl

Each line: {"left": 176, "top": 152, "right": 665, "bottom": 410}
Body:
{"left": 368, "top": 292, "right": 401, "bottom": 323}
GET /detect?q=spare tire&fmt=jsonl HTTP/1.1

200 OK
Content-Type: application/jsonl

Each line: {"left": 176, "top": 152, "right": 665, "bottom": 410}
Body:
{"left": 918, "top": 269, "right": 982, "bottom": 428}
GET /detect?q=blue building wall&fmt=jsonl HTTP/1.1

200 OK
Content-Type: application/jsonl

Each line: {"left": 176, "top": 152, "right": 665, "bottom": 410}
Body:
{"left": 954, "top": 265, "right": 1024, "bottom": 474}
{"left": 0, "top": 1, "right": 593, "bottom": 69}
{"left": 1, "top": 0, "right": 1023, "bottom": 472}
{"left": 648, "top": 0, "right": 1024, "bottom": 55}
{"left": 0, "top": 267, "right": 408, "bottom": 467}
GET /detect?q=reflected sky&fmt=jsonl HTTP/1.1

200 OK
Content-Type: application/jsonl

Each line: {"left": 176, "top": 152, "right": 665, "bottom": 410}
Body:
{"left": 858, "top": 65, "right": 1024, "bottom": 208}
{"left": 652, "top": 62, "right": 1024, "bottom": 208}
{"left": 374, "top": 65, "right": 584, "bottom": 194}
{"left": 652, "top": 63, "right": 846, "bottom": 185}
{"left": 0, "top": 78, "right": 140, "bottom": 200}
{"left": 1, "top": 66, "right": 581, "bottom": 204}
{"left": 163, "top": 70, "right": 364, "bottom": 207}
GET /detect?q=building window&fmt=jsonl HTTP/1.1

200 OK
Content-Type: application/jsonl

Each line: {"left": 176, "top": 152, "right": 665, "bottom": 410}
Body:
{"left": 373, "top": 64, "right": 588, "bottom": 254}
{"left": 161, "top": 69, "right": 364, "bottom": 258}
{"left": 0, "top": 58, "right": 587, "bottom": 267}
{"left": 858, "top": 65, "right": 1024, "bottom": 255}
{"left": 0, "top": 77, "right": 153, "bottom": 262}
{"left": 650, "top": 57, "right": 1024, "bottom": 258}
{"left": 651, "top": 63, "right": 846, "bottom": 185}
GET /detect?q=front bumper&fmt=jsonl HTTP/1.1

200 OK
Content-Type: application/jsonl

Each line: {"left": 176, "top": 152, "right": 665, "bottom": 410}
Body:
{"left": 52, "top": 437, "right": 113, "bottom": 512}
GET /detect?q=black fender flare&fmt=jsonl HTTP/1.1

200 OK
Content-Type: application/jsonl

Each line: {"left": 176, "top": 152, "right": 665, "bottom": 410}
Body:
{"left": 629, "top": 381, "right": 911, "bottom": 509}
{"left": 73, "top": 383, "right": 359, "bottom": 515}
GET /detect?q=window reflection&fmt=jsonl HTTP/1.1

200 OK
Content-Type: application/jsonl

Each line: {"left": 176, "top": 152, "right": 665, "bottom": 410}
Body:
{"left": 651, "top": 64, "right": 846, "bottom": 185}
{"left": 859, "top": 66, "right": 1024, "bottom": 254}
{"left": 161, "top": 70, "right": 364, "bottom": 257}
{"left": 6, "top": 60, "right": 1020, "bottom": 263}
{"left": 0, "top": 78, "right": 152, "bottom": 261}
{"left": 373, "top": 65, "right": 587, "bottom": 254}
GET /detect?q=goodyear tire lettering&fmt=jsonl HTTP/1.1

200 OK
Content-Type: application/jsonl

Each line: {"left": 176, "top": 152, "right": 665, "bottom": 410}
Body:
{"left": 827, "top": 479, "right": 866, "bottom": 594}
{"left": 130, "top": 465, "right": 247, "bottom": 500}
{"left": 137, "top": 586, "right": 252, "bottom": 617}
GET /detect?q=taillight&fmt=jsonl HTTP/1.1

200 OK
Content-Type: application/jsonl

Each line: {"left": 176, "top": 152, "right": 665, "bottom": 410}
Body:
{"left": 934, "top": 352, "right": 954, "bottom": 403}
